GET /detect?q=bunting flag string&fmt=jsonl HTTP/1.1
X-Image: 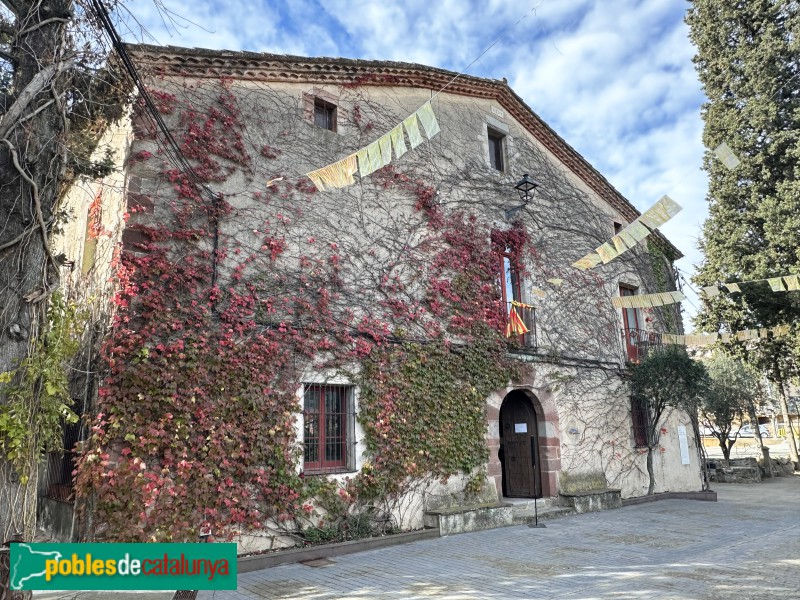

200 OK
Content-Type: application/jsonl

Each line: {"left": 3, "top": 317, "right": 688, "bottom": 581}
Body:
{"left": 307, "top": 101, "right": 441, "bottom": 191}
{"left": 403, "top": 113, "right": 425, "bottom": 149}
{"left": 416, "top": 101, "right": 441, "bottom": 139}
{"left": 572, "top": 195, "right": 682, "bottom": 270}
{"left": 306, "top": 154, "right": 358, "bottom": 191}
{"left": 712, "top": 142, "right": 741, "bottom": 170}
{"left": 701, "top": 274, "right": 800, "bottom": 297}
{"left": 546, "top": 278, "right": 563, "bottom": 286}
{"left": 660, "top": 324, "right": 791, "bottom": 347}
{"left": 768, "top": 277, "right": 786, "bottom": 292}
{"left": 389, "top": 124, "right": 407, "bottom": 159}
{"left": 612, "top": 290, "right": 685, "bottom": 309}
{"left": 638, "top": 195, "right": 682, "bottom": 230}
{"left": 365, "top": 140, "right": 384, "bottom": 175}
{"left": 572, "top": 254, "right": 602, "bottom": 270}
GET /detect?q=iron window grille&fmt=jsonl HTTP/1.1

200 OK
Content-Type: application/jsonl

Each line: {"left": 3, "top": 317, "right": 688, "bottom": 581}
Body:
{"left": 43, "top": 416, "right": 83, "bottom": 503}
{"left": 303, "top": 383, "right": 356, "bottom": 474}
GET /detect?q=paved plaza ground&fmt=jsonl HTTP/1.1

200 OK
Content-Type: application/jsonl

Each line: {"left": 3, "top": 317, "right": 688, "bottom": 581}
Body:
{"left": 198, "top": 476, "right": 799, "bottom": 600}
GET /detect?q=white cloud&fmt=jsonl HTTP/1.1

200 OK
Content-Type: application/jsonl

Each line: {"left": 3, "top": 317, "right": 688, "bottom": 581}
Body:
{"left": 119, "top": 0, "right": 709, "bottom": 328}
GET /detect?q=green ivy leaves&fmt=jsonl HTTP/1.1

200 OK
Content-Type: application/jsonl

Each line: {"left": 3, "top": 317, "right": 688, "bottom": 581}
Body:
{"left": 0, "top": 293, "right": 86, "bottom": 482}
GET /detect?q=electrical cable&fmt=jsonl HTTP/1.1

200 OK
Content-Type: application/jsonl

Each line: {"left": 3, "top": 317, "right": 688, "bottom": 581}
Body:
{"left": 87, "top": 0, "right": 219, "bottom": 203}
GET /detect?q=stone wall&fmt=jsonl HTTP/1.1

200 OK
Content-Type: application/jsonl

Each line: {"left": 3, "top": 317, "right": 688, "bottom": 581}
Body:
{"left": 80, "top": 49, "right": 698, "bottom": 545}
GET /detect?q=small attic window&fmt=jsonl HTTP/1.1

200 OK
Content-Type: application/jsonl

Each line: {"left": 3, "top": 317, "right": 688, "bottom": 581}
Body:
{"left": 314, "top": 98, "right": 337, "bottom": 132}
{"left": 614, "top": 221, "right": 623, "bottom": 235}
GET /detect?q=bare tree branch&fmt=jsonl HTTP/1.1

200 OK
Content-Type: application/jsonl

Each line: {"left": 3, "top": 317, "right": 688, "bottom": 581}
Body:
{"left": 0, "top": 60, "right": 70, "bottom": 139}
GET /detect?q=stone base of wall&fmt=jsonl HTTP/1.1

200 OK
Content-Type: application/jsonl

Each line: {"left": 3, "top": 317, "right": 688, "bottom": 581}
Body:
{"left": 706, "top": 457, "right": 784, "bottom": 484}
{"left": 714, "top": 465, "right": 762, "bottom": 483}
{"left": 558, "top": 489, "right": 622, "bottom": 514}
{"left": 621, "top": 490, "right": 717, "bottom": 506}
{"left": 238, "top": 529, "right": 440, "bottom": 573}
{"left": 763, "top": 457, "right": 796, "bottom": 477}
{"left": 423, "top": 503, "right": 513, "bottom": 536}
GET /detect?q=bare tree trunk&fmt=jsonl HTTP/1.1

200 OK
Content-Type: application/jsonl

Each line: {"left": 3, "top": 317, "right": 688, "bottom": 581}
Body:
{"left": 646, "top": 446, "right": 655, "bottom": 495}
{"left": 745, "top": 398, "right": 770, "bottom": 477}
{"left": 776, "top": 379, "right": 799, "bottom": 467}
{"left": 712, "top": 433, "right": 734, "bottom": 463}
{"left": 0, "top": 0, "right": 74, "bottom": 541}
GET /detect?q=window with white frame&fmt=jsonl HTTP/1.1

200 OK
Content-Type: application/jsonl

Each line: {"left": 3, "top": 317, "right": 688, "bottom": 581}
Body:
{"left": 302, "top": 383, "right": 356, "bottom": 473}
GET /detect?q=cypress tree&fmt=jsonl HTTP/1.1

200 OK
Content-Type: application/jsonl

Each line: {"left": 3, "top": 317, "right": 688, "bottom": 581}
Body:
{"left": 686, "top": 0, "right": 799, "bottom": 463}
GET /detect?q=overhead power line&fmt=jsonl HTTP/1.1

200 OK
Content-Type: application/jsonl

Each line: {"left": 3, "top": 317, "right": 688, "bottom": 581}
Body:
{"left": 87, "top": 0, "right": 219, "bottom": 203}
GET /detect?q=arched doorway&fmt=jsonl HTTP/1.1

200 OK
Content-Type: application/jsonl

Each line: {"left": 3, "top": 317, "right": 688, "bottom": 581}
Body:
{"left": 499, "top": 390, "right": 542, "bottom": 498}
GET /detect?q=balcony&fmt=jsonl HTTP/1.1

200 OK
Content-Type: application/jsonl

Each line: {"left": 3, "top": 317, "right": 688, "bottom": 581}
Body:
{"left": 507, "top": 303, "right": 537, "bottom": 350}
{"left": 621, "top": 328, "right": 662, "bottom": 363}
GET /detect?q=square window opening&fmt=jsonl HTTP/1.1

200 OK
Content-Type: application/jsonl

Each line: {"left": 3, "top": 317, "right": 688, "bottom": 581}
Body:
{"left": 314, "top": 99, "right": 337, "bottom": 132}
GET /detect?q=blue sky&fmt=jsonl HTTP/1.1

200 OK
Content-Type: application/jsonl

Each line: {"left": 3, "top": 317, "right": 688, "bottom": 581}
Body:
{"left": 121, "top": 0, "right": 709, "bottom": 329}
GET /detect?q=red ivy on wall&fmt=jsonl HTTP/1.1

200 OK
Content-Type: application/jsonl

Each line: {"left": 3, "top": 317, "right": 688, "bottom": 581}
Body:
{"left": 75, "top": 80, "right": 523, "bottom": 542}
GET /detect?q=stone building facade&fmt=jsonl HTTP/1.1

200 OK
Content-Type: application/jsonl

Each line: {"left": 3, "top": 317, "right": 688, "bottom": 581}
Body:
{"left": 55, "top": 45, "right": 702, "bottom": 546}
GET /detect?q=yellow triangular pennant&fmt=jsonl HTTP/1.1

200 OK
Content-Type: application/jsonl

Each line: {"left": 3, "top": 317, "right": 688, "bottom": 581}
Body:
{"left": 403, "top": 113, "right": 424, "bottom": 149}
{"left": 416, "top": 102, "right": 441, "bottom": 140}
{"left": 783, "top": 275, "right": 799, "bottom": 291}
{"left": 390, "top": 124, "right": 407, "bottom": 160}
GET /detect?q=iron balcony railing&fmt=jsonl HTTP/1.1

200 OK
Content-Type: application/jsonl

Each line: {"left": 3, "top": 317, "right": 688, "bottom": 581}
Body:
{"left": 621, "top": 328, "right": 662, "bottom": 363}
{"left": 507, "top": 303, "right": 537, "bottom": 350}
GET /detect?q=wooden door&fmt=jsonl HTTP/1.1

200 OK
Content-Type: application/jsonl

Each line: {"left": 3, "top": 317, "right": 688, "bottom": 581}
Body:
{"left": 501, "top": 394, "right": 541, "bottom": 498}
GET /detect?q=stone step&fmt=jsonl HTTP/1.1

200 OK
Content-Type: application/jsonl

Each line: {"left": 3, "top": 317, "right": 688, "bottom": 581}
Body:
{"left": 559, "top": 488, "right": 622, "bottom": 514}
{"left": 424, "top": 502, "right": 514, "bottom": 536}
{"left": 501, "top": 497, "right": 559, "bottom": 511}
{"left": 511, "top": 505, "right": 576, "bottom": 525}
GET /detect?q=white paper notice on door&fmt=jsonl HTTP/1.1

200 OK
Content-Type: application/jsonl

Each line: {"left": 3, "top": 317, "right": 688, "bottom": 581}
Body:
{"left": 678, "top": 425, "right": 690, "bottom": 465}
{"left": 514, "top": 423, "right": 527, "bottom": 434}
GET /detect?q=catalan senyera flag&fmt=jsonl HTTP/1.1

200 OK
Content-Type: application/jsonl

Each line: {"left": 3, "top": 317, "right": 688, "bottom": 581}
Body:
{"left": 505, "top": 307, "right": 529, "bottom": 337}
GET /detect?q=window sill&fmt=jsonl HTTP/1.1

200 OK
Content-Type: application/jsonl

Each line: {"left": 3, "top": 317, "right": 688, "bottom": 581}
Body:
{"left": 303, "top": 467, "right": 356, "bottom": 476}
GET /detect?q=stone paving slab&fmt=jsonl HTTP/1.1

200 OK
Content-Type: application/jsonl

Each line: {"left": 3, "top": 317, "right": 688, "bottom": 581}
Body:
{"left": 197, "top": 476, "right": 800, "bottom": 599}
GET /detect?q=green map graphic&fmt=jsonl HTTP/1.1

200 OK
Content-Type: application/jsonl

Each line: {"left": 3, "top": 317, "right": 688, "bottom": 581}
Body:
{"left": 10, "top": 544, "right": 62, "bottom": 589}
